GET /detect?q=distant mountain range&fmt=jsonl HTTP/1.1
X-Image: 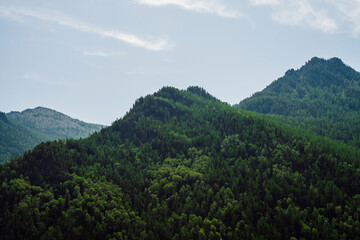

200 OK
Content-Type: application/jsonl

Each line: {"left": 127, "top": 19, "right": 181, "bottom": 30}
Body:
{"left": 235, "top": 57, "right": 360, "bottom": 147}
{"left": 0, "top": 107, "right": 104, "bottom": 163}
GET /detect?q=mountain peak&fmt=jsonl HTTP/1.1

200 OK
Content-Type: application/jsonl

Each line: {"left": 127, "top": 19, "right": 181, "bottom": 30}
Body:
{"left": 329, "top": 57, "right": 343, "bottom": 63}
{"left": 237, "top": 57, "right": 360, "bottom": 146}
{"left": 307, "top": 56, "right": 342, "bottom": 63}
{"left": 187, "top": 86, "right": 216, "bottom": 100}
{"left": 9, "top": 106, "right": 57, "bottom": 116}
{"left": 23, "top": 106, "right": 60, "bottom": 115}
{"left": 282, "top": 57, "right": 350, "bottom": 81}
{"left": 302, "top": 57, "right": 347, "bottom": 72}
{"left": 307, "top": 56, "right": 324, "bottom": 64}
{"left": 33, "top": 106, "right": 54, "bottom": 111}
{"left": 153, "top": 86, "right": 215, "bottom": 101}
{"left": 6, "top": 107, "right": 104, "bottom": 140}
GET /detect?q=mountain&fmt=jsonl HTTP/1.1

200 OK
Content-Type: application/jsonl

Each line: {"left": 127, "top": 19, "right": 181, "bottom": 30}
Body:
{"left": 1, "top": 87, "right": 359, "bottom": 240}
{"left": 7, "top": 107, "right": 104, "bottom": 140}
{"left": 0, "top": 107, "right": 104, "bottom": 163}
{"left": 235, "top": 57, "right": 360, "bottom": 147}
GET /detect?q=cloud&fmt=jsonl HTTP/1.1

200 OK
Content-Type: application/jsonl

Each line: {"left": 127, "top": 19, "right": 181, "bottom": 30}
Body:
{"left": 0, "top": 5, "right": 24, "bottom": 22}
{"left": 249, "top": 0, "right": 337, "bottom": 33}
{"left": 249, "top": 0, "right": 360, "bottom": 36}
{"left": 134, "top": 0, "right": 241, "bottom": 18}
{"left": 250, "top": 0, "right": 281, "bottom": 6}
{"left": 273, "top": 1, "right": 337, "bottom": 33}
{"left": 82, "top": 50, "right": 125, "bottom": 57}
{"left": 330, "top": 0, "right": 360, "bottom": 36}
{"left": 23, "top": 74, "right": 65, "bottom": 87}
{"left": 0, "top": 6, "right": 170, "bottom": 51}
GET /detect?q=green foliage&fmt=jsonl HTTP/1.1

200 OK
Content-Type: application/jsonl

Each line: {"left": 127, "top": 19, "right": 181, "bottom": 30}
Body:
{"left": 236, "top": 57, "right": 360, "bottom": 148}
{"left": 1, "top": 87, "right": 360, "bottom": 239}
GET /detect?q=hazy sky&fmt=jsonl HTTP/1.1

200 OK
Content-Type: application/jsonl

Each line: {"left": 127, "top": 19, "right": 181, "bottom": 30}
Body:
{"left": 1, "top": 0, "right": 360, "bottom": 125}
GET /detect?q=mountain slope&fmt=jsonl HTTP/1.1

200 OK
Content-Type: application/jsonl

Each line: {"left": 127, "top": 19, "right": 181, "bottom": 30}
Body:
{"left": 0, "top": 107, "right": 104, "bottom": 163}
{"left": 235, "top": 57, "right": 360, "bottom": 147}
{"left": 0, "top": 112, "right": 46, "bottom": 162}
{"left": 1, "top": 86, "right": 360, "bottom": 239}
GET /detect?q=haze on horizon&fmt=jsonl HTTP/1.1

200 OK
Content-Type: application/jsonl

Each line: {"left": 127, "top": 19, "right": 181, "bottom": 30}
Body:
{"left": 1, "top": 0, "right": 360, "bottom": 125}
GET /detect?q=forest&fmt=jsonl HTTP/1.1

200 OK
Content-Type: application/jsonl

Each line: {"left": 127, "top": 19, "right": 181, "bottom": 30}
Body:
{"left": 1, "top": 86, "right": 360, "bottom": 239}
{"left": 236, "top": 57, "right": 360, "bottom": 148}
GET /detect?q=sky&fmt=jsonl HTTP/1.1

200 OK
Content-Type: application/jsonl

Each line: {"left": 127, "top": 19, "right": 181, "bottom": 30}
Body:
{"left": 1, "top": 0, "right": 360, "bottom": 125}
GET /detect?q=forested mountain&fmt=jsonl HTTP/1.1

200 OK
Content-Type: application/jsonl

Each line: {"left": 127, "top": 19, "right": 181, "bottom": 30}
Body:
{"left": 0, "top": 107, "right": 104, "bottom": 163}
{"left": 235, "top": 57, "right": 360, "bottom": 147}
{"left": 0, "top": 112, "right": 46, "bottom": 162}
{"left": 1, "top": 87, "right": 360, "bottom": 239}
{"left": 7, "top": 107, "right": 104, "bottom": 139}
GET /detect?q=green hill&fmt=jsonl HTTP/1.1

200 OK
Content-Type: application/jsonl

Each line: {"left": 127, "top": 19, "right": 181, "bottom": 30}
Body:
{"left": 0, "top": 112, "right": 46, "bottom": 162}
{"left": 0, "top": 107, "right": 104, "bottom": 163}
{"left": 235, "top": 57, "right": 360, "bottom": 147}
{"left": 1, "top": 87, "right": 359, "bottom": 239}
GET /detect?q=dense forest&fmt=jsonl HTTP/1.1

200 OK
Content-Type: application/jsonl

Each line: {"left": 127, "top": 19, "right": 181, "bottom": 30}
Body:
{"left": 0, "top": 107, "right": 103, "bottom": 163}
{"left": 1, "top": 86, "right": 360, "bottom": 239}
{"left": 235, "top": 57, "right": 360, "bottom": 148}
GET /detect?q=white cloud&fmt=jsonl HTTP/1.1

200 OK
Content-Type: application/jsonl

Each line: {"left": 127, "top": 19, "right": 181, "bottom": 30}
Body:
{"left": 0, "top": 6, "right": 170, "bottom": 51}
{"left": 249, "top": 0, "right": 360, "bottom": 36}
{"left": 249, "top": 0, "right": 338, "bottom": 33}
{"left": 23, "top": 74, "right": 65, "bottom": 87}
{"left": 274, "top": 1, "right": 337, "bottom": 33}
{"left": 82, "top": 50, "right": 125, "bottom": 57}
{"left": 330, "top": 0, "right": 360, "bottom": 36}
{"left": 134, "top": 0, "right": 241, "bottom": 18}
{"left": 0, "top": 5, "right": 24, "bottom": 22}
{"left": 249, "top": 0, "right": 281, "bottom": 6}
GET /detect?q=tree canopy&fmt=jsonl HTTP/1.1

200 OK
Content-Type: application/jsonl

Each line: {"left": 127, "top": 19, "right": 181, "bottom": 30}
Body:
{"left": 1, "top": 86, "right": 360, "bottom": 239}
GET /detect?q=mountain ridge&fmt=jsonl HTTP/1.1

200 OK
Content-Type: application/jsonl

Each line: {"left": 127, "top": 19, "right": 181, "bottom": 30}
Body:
{"left": 7, "top": 106, "right": 104, "bottom": 139}
{"left": 0, "top": 106, "right": 104, "bottom": 163}
{"left": 1, "top": 86, "right": 360, "bottom": 239}
{"left": 235, "top": 57, "right": 360, "bottom": 147}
